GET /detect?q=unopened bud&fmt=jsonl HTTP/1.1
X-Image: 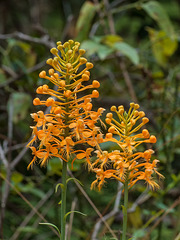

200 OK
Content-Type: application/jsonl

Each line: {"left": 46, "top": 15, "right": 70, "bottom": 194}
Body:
{"left": 86, "top": 62, "right": 93, "bottom": 69}
{"left": 50, "top": 48, "right": 58, "bottom": 55}
{"left": 92, "top": 80, "right": 100, "bottom": 88}
{"left": 33, "top": 98, "right": 41, "bottom": 105}
{"left": 82, "top": 74, "right": 89, "bottom": 81}
{"left": 108, "top": 126, "right": 115, "bottom": 133}
{"left": 79, "top": 49, "right": 86, "bottom": 55}
{"left": 92, "top": 90, "right": 99, "bottom": 98}
{"left": 111, "top": 106, "right": 117, "bottom": 111}
{"left": 80, "top": 57, "right": 87, "bottom": 64}
{"left": 49, "top": 69, "right": 54, "bottom": 75}
{"left": 39, "top": 71, "right": 46, "bottom": 78}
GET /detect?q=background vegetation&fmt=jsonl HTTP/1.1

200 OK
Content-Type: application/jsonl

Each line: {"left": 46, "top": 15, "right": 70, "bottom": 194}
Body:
{"left": 0, "top": 0, "right": 180, "bottom": 239}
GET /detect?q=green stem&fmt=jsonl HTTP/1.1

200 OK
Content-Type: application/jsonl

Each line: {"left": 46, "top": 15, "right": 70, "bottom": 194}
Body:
{"left": 122, "top": 179, "right": 129, "bottom": 240}
{"left": 61, "top": 160, "right": 67, "bottom": 240}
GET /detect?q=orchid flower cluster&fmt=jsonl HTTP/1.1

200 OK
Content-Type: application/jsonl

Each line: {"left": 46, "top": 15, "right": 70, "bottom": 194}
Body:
{"left": 27, "top": 40, "right": 104, "bottom": 169}
{"left": 89, "top": 103, "right": 164, "bottom": 191}
{"left": 27, "top": 40, "right": 163, "bottom": 240}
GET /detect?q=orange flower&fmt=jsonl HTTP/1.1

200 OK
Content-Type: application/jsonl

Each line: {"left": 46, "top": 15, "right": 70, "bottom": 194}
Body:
{"left": 27, "top": 40, "right": 104, "bottom": 169}
{"left": 89, "top": 102, "right": 164, "bottom": 190}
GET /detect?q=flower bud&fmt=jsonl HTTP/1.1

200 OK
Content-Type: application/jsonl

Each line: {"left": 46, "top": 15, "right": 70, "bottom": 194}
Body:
{"left": 79, "top": 49, "right": 86, "bottom": 55}
{"left": 54, "top": 107, "right": 62, "bottom": 114}
{"left": 50, "top": 48, "right": 58, "bottom": 55}
{"left": 108, "top": 126, "right": 115, "bottom": 133}
{"left": 36, "top": 86, "right": 43, "bottom": 94}
{"left": 33, "top": 98, "right": 41, "bottom": 105}
{"left": 149, "top": 135, "right": 156, "bottom": 143}
{"left": 106, "top": 113, "right": 113, "bottom": 119}
{"left": 139, "top": 111, "right": 145, "bottom": 117}
{"left": 92, "top": 90, "right": 99, "bottom": 98}
{"left": 105, "top": 118, "right": 111, "bottom": 124}
{"left": 42, "top": 84, "right": 49, "bottom": 92}
{"left": 39, "top": 71, "right": 46, "bottom": 78}
{"left": 49, "top": 69, "right": 54, "bottom": 75}
{"left": 82, "top": 74, "right": 89, "bottom": 81}
{"left": 80, "top": 57, "right": 87, "bottom": 64}
{"left": 68, "top": 39, "right": 74, "bottom": 45}
{"left": 46, "top": 58, "right": 53, "bottom": 65}
{"left": 60, "top": 80, "right": 66, "bottom": 87}
{"left": 46, "top": 98, "right": 55, "bottom": 107}
{"left": 92, "top": 80, "right": 100, "bottom": 88}
{"left": 142, "top": 129, "right": 150, "bottom": 138}
{"left": 111, "top": 106, "right": 117, "bottom": 111}
{"left": 142, "top": 117, "right": 149, "bottom": 124}
{"left": 134, "top": 104, "right": 140, "bottom": 109}
{"left": 64, "top": 90, "right": 72, "bottom": 98}
{"left": 86, "top": 62, "right": 93, "bottom": 69}
{"left": 106, "top": 133, "right": 113, "bottom": 139}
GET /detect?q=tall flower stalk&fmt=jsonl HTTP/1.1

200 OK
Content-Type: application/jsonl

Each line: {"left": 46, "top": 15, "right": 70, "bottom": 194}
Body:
{"left": 27, "top": 40, "right": 104, "bottom": 239}
{"left": 89, "top": 103, "right": 164, "bottom": 239}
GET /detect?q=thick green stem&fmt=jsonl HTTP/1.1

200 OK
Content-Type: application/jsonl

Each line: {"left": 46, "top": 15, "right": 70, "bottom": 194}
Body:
{"left": 61, "top": 160, "right": 67, "bottom": 240}
{"left": 122, "top": 179, "right": 129, "bottom": 240}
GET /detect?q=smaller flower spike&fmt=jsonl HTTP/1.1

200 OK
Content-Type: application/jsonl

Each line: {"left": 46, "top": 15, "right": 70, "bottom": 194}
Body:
{"left": 89, "top": 103, "right": 164, "bottom": 190}
{"left": 27, "top": 40, "right": 104, "bottom": 169}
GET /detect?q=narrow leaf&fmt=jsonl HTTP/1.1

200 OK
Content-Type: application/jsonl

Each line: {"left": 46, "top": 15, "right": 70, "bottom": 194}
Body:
{"left": 114, "top": 42, "right": 139, "bottom": 65}
{"left": 55, "top": 183, "right": 64, "bottom": 193}
{"left": 64, "top": 211, "right": 87, "bottom": 221}
{"left": 66, "top": 177, "right": 83, "bottom": 186}
{"left": 39, "top": 223, "right": 61, "bottom": 238}
{"left": 81, "top": 40, "right": 113, "bottom": 60}
{"left": 142, "top": 1, "right": 175, "bottom": 38}
{"left": 76, "top": 2, "right": 98, "bottom": 41}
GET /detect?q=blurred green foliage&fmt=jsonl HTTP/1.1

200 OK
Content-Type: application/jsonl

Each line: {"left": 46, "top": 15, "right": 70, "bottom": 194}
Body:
{"left": 0, "top": 0, "right": 180, "bottom": 239}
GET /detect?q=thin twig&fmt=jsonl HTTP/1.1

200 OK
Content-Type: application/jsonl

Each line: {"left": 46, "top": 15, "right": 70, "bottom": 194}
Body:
{"left": 128, "top": 190, "right": 151, "bottom": 213}
{"left": 0, "top": 32, "right": 55, "bottom": 48}
{"left": 92, "top": 182, "right": 123, "bottom": 240}
{"left": 67, "top": 168, "right": 117, "bottom": 239}
{"left": 11, "top": 146, "right": 29, "bottom": 169}
{"left": 145, "top": 197, "right": 180, "bottom": 238}
{"left": 67, "top": 197, "right": 77, "bottom": 240}
{"left": 10, "top": 187, "right": 54, "bottom": 240}
{"left": 0, "top": 61, "right": 46, "bottom": 88}
{"left": 103, "top": 0, "right": 116, "bottom": 34}
{"left": 0, "top": 145, "right": 8, "bottom": 168}
{"left": 23, "top": 200, "right": 55, "bottom": 240}
{"left": 0, "top": 173, "right": 59, "bottom": 238}
{"left": 119, "top": 60, "right": 138, "bottom": 103}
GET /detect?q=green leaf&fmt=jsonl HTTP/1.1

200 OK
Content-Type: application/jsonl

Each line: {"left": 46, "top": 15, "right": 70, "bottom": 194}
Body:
{"left": 147, "top": 28, "right": 178, "bottom": 66}
{"left": 114, "top": 42, "right": 139, "bottom": 65}
{"left": 17, "top": 226, "right": 39, "bottom": 233}
{"left": 66, "top": 177, "right": 83, "bottom": 186}
{"left": 132, "top": 229, "right": 146, "bottom": 239}
{"left": 121, "top": 205, "right": 127, "bottom": 214}
{"left": 76, "top": 2, "right": 98, "bottom": 41}
{"left": 7, "top": 92, "right": 31, "bottom": 123}
{"left": 20, "top": 184, "right": 45, "bottom": 198}
{"left": 81, "top": 40, "right": 113, "bottom": 60}
{"left": 141, "top": 1, "right": 175, "bottom": 38}
{"left": 39, "top": 222, "right": 61, "bottom": 238}
{"left": 55, "top": 183, "right": 64, "bottom": 193}
{"left": 64, "top": 211, "right": 87, "bottom": 221}
{"left": 102, "top": 34, "right": 123, "bottom": 47}
{"left": 11, "top": 172, "right": 23, "bottom": 184}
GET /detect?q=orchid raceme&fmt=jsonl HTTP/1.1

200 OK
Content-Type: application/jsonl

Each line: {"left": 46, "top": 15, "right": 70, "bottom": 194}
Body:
{"left": 27, "top": 40, "right": 104, "bottom": 169}
{"left": 89, "top": 103, "right": 164, "bottom": 191}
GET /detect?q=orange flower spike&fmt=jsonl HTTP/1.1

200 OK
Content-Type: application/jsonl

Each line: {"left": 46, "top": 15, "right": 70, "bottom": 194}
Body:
{"left": 90, "top": 102, "right": 163, "bottom": 191}
{"left": 27, "top": 40, "right": 104, "bottom": 168}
